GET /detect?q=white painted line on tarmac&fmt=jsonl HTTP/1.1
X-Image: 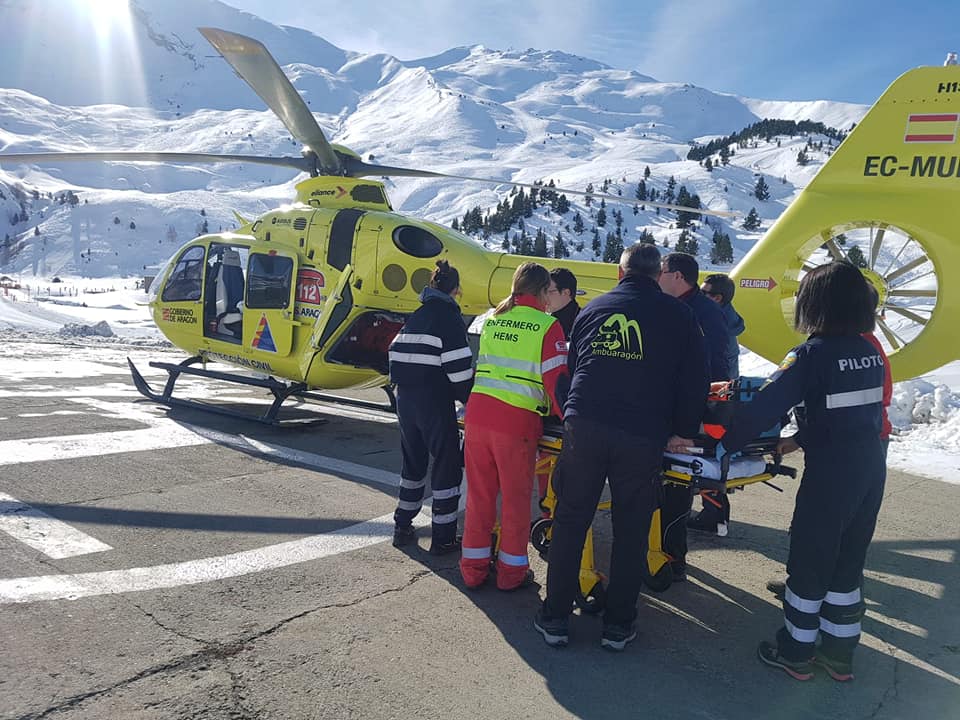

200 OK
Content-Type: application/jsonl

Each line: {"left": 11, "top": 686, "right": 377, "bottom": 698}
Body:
{"left": 0, "top": 511, "right": 431, "bottom": 604}
{"left": 0, "top": 492, "right": 113, "bottom": 559}
{"left": 0, "top": 426, "right": 212, "bottom": 466}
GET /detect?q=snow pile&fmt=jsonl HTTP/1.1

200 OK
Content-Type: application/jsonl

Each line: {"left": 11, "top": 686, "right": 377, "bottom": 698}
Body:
{"left": 887, "top": 378, "right": 960, "bottom": 482}
{"left": 58, "top": 320, "right": 114, "bottom": 338}
{"left": 890, "top": 379, "right": 960, "bottom": 428}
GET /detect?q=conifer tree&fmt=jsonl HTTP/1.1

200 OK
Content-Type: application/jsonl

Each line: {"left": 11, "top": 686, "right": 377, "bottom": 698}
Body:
{"left": 584, "top": 182, "right": 594, "bottom": 207}
{"left": 644, "top": 165, "right": 651, "bottom": 179}
{"left": 596, "top": 206, "right": 607, "bottom": 227}
{"left": 754, "top": 176, "right": 770, "bottom": 201}
{"left": 573, "top": 211, "right": 584, "bottom": 235}
{"left": 638, "top": 228, "right": 656, "bottom": 244}
{"left": 591, "top": 226, "right": 601, "bottom": 256}
{"left": 719, "top": 146, "right": 730, "bottom": 166}
{"left": 533, "top": 227, "right": 548, "bottom": 257}
{"left": 602, "top": 231, "right": 624, "bottom": 263}
{"left": 846, "top": 245, "right": 868, "bottom": 268}
{"left": 554, "top": 232, "right": 568, "bottom": 258}
{"left": 742, "top": 207, "right": 761, "bottom": 231}
{"left": 710, "top": 230, "right": 734, "bottom": 264}
{"left": 704, "top": 157, "right": 713, "bottom": 172}
{"left": 635, "top": 179, "right": 647, "bottom": 201}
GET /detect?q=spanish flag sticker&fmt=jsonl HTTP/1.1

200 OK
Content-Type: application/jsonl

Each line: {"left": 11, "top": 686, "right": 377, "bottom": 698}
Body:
{"left": 904, "top": 113, "right": 959, "bottom": 144}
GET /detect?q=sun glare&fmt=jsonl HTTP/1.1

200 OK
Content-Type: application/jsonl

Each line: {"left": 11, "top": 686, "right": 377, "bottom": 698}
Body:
{"left": 86, "top": 0, "right": 131, "bottom": 27}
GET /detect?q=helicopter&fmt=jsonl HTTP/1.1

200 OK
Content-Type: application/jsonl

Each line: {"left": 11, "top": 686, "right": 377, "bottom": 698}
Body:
{"left": 1, "top": 28, "right": 957, "bottom": 424}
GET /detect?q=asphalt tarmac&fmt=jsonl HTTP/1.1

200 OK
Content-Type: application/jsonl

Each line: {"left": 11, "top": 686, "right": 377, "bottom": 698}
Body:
{"left": 1, "top": 340, "right": 957, "bottom": 719}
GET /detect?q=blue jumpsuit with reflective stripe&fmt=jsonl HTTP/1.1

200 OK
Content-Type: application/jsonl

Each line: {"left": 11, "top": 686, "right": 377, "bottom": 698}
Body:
{"left": 723, "top": 335, "right": 886, "bottom": 663}
{"left": 388, "top": 288, "right": 473, "bottom": 543}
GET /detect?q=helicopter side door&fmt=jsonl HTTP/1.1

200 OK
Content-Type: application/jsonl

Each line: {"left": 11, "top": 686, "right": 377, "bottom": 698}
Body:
{"left": 241, "top": 249, "right": 299, "bottom": 357}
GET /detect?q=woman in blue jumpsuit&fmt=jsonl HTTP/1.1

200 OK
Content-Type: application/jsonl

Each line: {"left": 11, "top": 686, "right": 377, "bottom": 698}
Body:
{"left": 388, "top": 261, "right": 474, "bottom": 555}
{"left": 719, "top": 262, "right": 886, "bottom": 682}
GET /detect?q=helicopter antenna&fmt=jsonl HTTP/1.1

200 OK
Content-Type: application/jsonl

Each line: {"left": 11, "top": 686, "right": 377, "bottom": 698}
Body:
{"left": 199, "top": 27, "right": 342, "bottom": 176}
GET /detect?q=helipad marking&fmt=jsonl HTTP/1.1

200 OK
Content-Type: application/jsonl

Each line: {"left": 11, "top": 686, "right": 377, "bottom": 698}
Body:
{"left": 0, "top": 426, "right": 212, "bottom": 466}
{"left": 0, "top": 492, "right": 113, "bottom": 559}
{"left": 0, "top": 511, "right": 431, "bottom": 604}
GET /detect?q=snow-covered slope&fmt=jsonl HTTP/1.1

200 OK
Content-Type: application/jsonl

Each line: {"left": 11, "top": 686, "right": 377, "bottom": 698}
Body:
{"left": 0, "top": 0, "right": 868, "bottom": 280}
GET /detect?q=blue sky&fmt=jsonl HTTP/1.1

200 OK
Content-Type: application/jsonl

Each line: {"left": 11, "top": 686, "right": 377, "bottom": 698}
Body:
{"left": 228, "top": 0, "right": 960, "bottom": 105}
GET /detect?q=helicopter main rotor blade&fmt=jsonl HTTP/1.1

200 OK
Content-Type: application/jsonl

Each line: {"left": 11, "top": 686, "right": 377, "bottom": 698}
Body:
{"left": 0, "top": 151, "right": 314, "bottom": 172}
{"left": 199, "top": 27, "right": 340, "bottom": 175}
{"left": 343, "top": 158, "right": 737, "bottom": 218}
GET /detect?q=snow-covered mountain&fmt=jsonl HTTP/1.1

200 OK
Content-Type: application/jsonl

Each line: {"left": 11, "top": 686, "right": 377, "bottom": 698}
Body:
{"left": 0, "top": 0, "right": 869, "bottom": 278}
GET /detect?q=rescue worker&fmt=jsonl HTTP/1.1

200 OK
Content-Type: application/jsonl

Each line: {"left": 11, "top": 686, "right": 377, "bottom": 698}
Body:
{"left": 766, "top": 281, "right": 892, "bottom": 600}
{"left": 547, "top": 267, "right": 580, "bottom": 339}
{"left": 460, "top": 262, "right": 569, "bottom": 591}
{"left": 535, "top": 243, "right": 708, "bottom": 650}
{"left": 688, "top": 273, "right": 746, "bottom": 534}
{"left": 658, "top": 252, "right": 732, "bottom": 577}
{"left": 388, "top": 260, "right": 473, "bottom": 555}
{"left": 718, "top": 262, "right": 886, "bottom": 681}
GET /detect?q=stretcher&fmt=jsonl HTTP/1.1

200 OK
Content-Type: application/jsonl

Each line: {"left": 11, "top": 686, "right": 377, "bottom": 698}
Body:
{"left": 529, "top": 416, "right": 797, "bottom": 608}
{"left": 458, "top": 378, "right": 797, "bottom": 612}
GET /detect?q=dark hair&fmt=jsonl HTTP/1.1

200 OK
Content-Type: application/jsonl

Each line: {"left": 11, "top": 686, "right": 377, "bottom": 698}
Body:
{"left": 494, "top": 262, "right": 551, "bottom": 315}
{"left": 663, "top": 252, "right": 699, "bottom": 286}
{"left": 550, "top": 267, "right": 577, "bottom": 296}
{"left": 794, "top": 262, "right": 875, "bottom": 336}
{"left": 703, "top": 273, "right": 735, "bottom": 305}
{"left": 865, "top": 281, "right": 879, "bottom": 310}
{"left": 429, "top": 259, "right": 460, "bottom": 295}
{"left": 620, "top": 242, "right": 661, "bottom": 279}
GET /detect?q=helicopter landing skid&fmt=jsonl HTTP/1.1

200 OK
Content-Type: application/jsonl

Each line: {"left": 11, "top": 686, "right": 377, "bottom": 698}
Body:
{"left": 127, "top": 356, "right": 396, "bottom": 426}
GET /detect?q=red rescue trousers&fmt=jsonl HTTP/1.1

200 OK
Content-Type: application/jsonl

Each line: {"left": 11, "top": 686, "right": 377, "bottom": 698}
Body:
{"left": 460, "top": 424, "right": 538, "bottom": 590}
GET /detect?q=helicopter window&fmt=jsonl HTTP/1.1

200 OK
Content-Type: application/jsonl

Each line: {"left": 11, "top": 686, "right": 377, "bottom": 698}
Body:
{"left": 392, "top": 226, "right": 442, "bottom": 258}
{"left": 246, "top": 253, "right": 294, "bottom": 309}
{"left": 161, "top": 245, "right": 205, "bottom": 302}
{"left": 328, "top": 209, "right": 364, "bottom": 271}
{"left": 351, "top": 185, "right": 386, "bottom": 204}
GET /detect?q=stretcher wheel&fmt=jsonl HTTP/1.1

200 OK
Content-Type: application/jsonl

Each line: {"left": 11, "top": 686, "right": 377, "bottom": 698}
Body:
{"left": 643, "top": 562, "right": 672, "bottom": 593}
{"left": 530, "top": 518, "right": 553, "bottom": 555}
{"left": 575, "top": 581, "right": 606, "bottom": 614}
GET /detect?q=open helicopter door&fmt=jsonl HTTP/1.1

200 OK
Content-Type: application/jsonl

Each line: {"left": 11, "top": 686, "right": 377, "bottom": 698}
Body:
{"left": 298, "top": 264, "right": 355, "bottom": 381}
{"left": 241, "top": 249, "right": 300, "bottom": 357}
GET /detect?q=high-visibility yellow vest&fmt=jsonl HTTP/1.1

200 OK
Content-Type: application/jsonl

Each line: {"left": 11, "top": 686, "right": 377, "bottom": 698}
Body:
{"left": 473, "top": 304, "right": 557, "bottom": 415}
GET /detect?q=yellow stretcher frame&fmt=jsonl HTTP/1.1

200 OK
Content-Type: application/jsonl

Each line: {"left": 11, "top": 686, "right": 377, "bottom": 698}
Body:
{"left": 528, "top": 429, "right": 796, "bottom": 608}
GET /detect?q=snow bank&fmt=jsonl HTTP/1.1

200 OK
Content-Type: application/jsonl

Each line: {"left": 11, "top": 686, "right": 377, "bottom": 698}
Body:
{"left": 887, "top": 378, "right": 960, "bottom": 483}
{"left": 58, "top": 320, "right": 114, "bottom": 338}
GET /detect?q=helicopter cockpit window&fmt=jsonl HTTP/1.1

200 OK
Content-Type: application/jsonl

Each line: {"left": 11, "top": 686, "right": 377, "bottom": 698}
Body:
{"left": 246, "top": 253, "right": 293, "bottom": 309}
{"left": 161, "top": 245, "right": 205, "bottom": 302}
{"left": 392, "top": 225, "right": 443, "bottom": 258}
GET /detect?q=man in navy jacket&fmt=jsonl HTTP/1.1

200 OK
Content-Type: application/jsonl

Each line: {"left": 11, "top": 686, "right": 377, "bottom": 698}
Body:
{"left": 535, "top": 243, "right": 708, "bottom": 650}
{"left": 658, "top": 253, "right": 733, "bottom": 576}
